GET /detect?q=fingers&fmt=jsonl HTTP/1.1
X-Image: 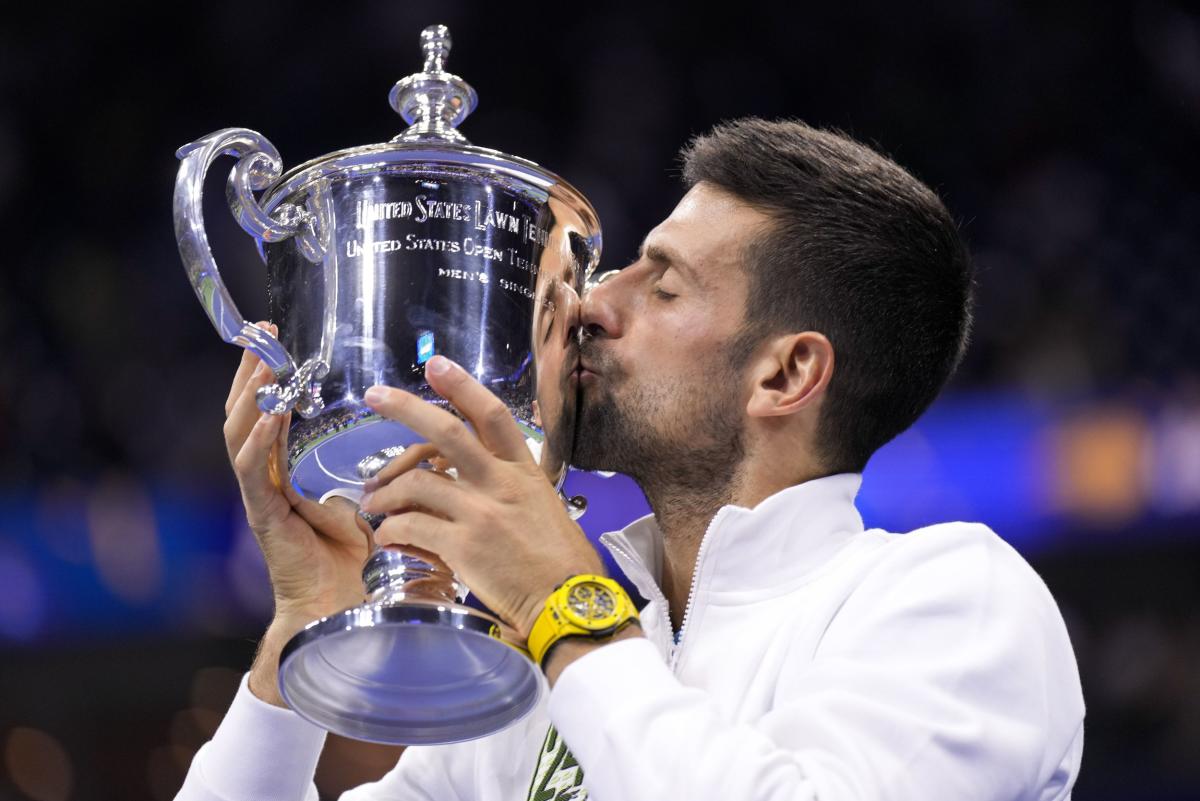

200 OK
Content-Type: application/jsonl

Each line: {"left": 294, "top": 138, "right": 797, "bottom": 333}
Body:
{"left": 224, "top": 358, "right": 282, "bottom": 466}
{"left": 361, "top": 467, "right": 466, "bottom": 519}
{"left": 292, "top": 493, "right": 373, "bottom": 551}
{"left": 423, "top": 356, "right": 533, "bottom": 463}
{"left": 364, "top": 442, "right": 443, "bottom": 491}
{"left": 232, "top": 411, "right": 287, "bottom": 522}
{"left": 382, "top": 543, "right": 454, "bottom": 575}
{"left": 225, "top": 322, "right": 277, "bottom": 416}
{"left": 225, "top": 348, "right": 259, "bottom": 417}
{"left": 364, "top": 385, "right": 497, "bottom": 481}
{"left": 374, "top": 510, "right": 457, "bottom": 557}
{"left": 361, "top": 355, "right": 531, "bottom": 480}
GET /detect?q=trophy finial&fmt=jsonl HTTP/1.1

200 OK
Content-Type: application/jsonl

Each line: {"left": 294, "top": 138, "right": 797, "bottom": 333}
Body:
{"left": 421, "top": 24, "right": 451, "bottom": 73}
{"left": 389, "top": 24, "right": 478, "bottom": 144}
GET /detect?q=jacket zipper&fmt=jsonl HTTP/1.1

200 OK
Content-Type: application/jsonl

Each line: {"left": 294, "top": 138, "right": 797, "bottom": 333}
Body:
{"left": 601, "top": 537, "right": 675, "bottom": 657}
{"left": 668, "top": 510, "right": 725, "bottom": 671}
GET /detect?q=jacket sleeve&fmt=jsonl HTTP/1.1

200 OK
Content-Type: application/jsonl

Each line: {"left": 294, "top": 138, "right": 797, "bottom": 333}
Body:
{"left": 174, "top": 674, "right": 325, "bottom": 801}
{"left": 173, "top": 674, "right": 477, "bottom": 801}
{"left": 547, "top": 525, "right": 1086, "bottom": 801}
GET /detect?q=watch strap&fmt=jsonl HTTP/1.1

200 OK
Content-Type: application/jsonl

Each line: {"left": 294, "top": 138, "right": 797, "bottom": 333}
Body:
{"left": 527, "top": 574, "right": 638, "bottom": 667}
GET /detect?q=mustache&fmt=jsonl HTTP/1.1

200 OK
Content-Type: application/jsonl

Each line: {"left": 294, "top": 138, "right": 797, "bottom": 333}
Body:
{"left": 578, "top": 336, "right": 620, "bottom": 377}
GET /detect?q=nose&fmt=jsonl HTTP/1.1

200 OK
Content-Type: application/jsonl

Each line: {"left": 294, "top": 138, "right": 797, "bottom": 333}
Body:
{"left": 581, "top": 269, "right": 624, "bottom": 340}
{"left": 557, "top": 277, "right": 582, "bottom": 350}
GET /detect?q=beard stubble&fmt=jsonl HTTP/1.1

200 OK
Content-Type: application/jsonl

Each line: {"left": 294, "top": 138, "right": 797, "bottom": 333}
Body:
{"left": 571, "top": 339, "right": 747, "bottom": 509}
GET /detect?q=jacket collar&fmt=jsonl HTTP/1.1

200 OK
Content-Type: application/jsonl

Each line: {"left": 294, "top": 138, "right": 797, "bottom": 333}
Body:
{"left": 600, "top": 473, "right": 865, "bottom": 602}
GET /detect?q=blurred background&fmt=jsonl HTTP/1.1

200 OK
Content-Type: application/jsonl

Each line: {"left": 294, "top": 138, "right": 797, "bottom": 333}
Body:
{"left": 1, "top": 1, "right": 1198, "bottom": 798}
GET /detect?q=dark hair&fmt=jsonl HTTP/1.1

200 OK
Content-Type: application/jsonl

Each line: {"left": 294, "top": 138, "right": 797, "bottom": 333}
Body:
{"left": 679, "top": 117, "right": 974, "bottom": 474}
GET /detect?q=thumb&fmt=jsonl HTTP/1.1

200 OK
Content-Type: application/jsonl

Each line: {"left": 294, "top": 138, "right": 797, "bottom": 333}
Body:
{"left": 236, "top": 411, "right": 290, "bottom": 528}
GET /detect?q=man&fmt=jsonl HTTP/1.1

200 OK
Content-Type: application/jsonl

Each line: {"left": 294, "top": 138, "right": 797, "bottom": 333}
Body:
{"left": 177, "top": 117, "right": 1085, "bottom": 801}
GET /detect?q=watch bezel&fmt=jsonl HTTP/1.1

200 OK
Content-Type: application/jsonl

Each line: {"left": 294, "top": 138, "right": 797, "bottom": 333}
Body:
{"left": 560, "top": 579, "right": 623, "bottom": 630}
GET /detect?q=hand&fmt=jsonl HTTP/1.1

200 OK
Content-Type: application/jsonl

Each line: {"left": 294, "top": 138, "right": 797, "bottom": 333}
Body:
{"left": 223, "top": 322, "right": 370, "bottom": 629}
{"left": 359, "top": 355, "right": 604, "bottom": 641}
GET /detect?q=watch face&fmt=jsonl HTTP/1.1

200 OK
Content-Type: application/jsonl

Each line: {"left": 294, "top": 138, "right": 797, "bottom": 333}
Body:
{"left": 566, "top": 582, "right": 617, "bottom": 625}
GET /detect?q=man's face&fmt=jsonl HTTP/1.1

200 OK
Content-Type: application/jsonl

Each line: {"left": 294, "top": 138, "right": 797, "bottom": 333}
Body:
{"left": 531, "top": 198, "right": 585, "bottom": 485}
{"left": 572, "top": 182, "right": 773, "bottom": 490}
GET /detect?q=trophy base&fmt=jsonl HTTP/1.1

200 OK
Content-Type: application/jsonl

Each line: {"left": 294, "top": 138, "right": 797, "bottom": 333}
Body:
{"left": 278, "top": 600, "right": 542, "bottom": 745}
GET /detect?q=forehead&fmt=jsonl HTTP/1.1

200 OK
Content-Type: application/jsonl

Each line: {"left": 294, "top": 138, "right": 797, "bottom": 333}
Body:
{"left": 644, "top": 182, "right": 772, "bottom": 288}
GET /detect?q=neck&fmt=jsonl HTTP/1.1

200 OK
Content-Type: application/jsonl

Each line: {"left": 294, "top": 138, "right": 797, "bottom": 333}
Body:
{"left": 642, "top": 485, "right": 729, "bottom": 632}
{"left": 637, "top": 457, "right": 827, "bottom": 631}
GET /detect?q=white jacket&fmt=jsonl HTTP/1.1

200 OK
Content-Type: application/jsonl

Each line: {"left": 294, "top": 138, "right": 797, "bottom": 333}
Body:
{"left": 177, "top": 473, "right": 1085, "bottom": 801}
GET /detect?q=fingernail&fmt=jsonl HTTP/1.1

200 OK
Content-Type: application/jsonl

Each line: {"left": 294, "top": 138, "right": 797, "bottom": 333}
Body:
{"left": 427, "top": 355, "right": 455, "bottom": 376}
{"left": 363, "top": 478, "right": 379, "bottom": 493}
{"left": 253, "top": 362, "right": 266, "bottom": 376}
{"left": 359, "top": 491, "right": 374, "bottom": 510}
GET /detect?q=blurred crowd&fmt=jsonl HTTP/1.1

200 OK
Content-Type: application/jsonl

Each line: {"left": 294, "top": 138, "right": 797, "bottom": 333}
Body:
{"left": 0, "top": 2, "right": 1198, "bottom": 488}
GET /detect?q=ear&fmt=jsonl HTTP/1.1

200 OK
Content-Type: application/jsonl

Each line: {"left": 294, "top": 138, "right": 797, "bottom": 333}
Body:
{"left": 745, "top": 331, "right": 835, "bottom": 419}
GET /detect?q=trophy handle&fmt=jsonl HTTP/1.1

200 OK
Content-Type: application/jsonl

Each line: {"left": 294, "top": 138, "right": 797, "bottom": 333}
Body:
{"left": 173, "top": 128, "right": 328, "bottom": 418}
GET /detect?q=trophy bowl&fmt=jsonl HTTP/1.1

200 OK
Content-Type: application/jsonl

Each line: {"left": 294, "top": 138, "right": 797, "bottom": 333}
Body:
{"left": 173, "top": 24, "right": 600, "bottom": 744}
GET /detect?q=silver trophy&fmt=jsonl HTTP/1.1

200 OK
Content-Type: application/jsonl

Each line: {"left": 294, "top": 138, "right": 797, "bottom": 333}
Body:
{"left": 173, "top": 25, "right": 600, "bottom": 744}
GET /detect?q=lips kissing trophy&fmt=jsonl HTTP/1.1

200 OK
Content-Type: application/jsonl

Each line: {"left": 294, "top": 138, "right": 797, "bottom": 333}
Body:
{"left": 173, "top": 25, "right": 600, "bottom": 745}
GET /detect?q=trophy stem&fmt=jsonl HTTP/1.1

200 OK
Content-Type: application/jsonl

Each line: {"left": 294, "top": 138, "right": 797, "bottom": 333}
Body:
{"left": 362, "top": 547, "right": 468, "bottom": 605}
{"left": 278, "top": 506, "right": 538, "bottom": 745}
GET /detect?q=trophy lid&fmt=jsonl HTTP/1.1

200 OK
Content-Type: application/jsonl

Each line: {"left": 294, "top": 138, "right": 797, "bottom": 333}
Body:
{"left": 388, "top": 25, "right": 479, "bottom": 145}
{"left": 258, "top": 23, "right": 601, "bottom": 262}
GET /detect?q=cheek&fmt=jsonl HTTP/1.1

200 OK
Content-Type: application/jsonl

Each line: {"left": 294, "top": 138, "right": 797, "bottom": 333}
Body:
{"left": 640, "top": 301, "right": 721, "bottom": 345}
{"left": 619, "top": 299, "right": 738, "bottom": 382}
{"left": 633, "top": 340, "right": 729, "bottom": 406}
{"left": 652, "top": 324, "right": 731, "bottom": 376}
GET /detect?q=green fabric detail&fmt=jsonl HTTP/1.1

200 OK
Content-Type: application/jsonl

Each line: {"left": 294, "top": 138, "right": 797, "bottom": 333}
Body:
{"left": 525, "top": 724, "right": 587, "bottom": 801}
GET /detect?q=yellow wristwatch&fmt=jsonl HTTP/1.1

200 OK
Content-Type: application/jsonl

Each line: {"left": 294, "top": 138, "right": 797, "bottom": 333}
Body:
{"left": 527, "top": 574, "right": 639, "bottom": 667}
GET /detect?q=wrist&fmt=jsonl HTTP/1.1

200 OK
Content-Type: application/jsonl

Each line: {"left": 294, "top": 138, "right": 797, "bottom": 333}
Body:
{"left": 516, "top": 591, "right": 557, "bottom": 644}
{"left": 248, "top": 650, "right": 286, "bottom": 708}
{"left": 272, "top": 592, "right": 353, "bottom": 632}
{"left": 526, "top": 574, "right": 639, "bottom": 669}
{"left": 248, "top": 618, "right": 305, "bottom": 708}
{"left": 542, "top": 621, "right": 642, "bottom": 686}
{"left": 516, "top": 566, "right": 608, "bottom": 641}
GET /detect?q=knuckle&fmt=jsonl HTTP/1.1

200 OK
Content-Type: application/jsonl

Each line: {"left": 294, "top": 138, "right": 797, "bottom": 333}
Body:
{"left": 371, "top": 460, "right": 402, "bottom": 485}
{"left": 482, "top": 399, "right": 510, "bottom": 427}
{"left": 232, "top": 452, "right": 252, "bottom": 477}
{"left": 472, "top": 495, "right": 503, "bottom": 526}
{"left": 390, "top": 466, "right": 419, "bottom": 488}
{"left": 378, "top": 479, "right": 412, "bottom": 509}
{"left": 377, "top": 516, "right": 414, "bottom": 546}
{"left": 493, "top": 474, "right": 524, "bottom": 505}
{"left": 412, "top": 468, "right": 440, "bottom": 489}
{"left": 411, "top": 442, "right": 441, "bottom": 464}
{"left": 378, "top": 389, "right": 403, "bottom": 411}
{"left": 436, "top": 418, "right": 466, "bottom": 445}
{"left": 373, "top": 518, "right": 397, "bottom": 546}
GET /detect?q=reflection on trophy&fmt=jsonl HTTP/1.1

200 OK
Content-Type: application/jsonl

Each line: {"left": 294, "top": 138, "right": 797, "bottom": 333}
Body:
{"left": 172, "top": 25, "right": 601, "bottom": 744}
